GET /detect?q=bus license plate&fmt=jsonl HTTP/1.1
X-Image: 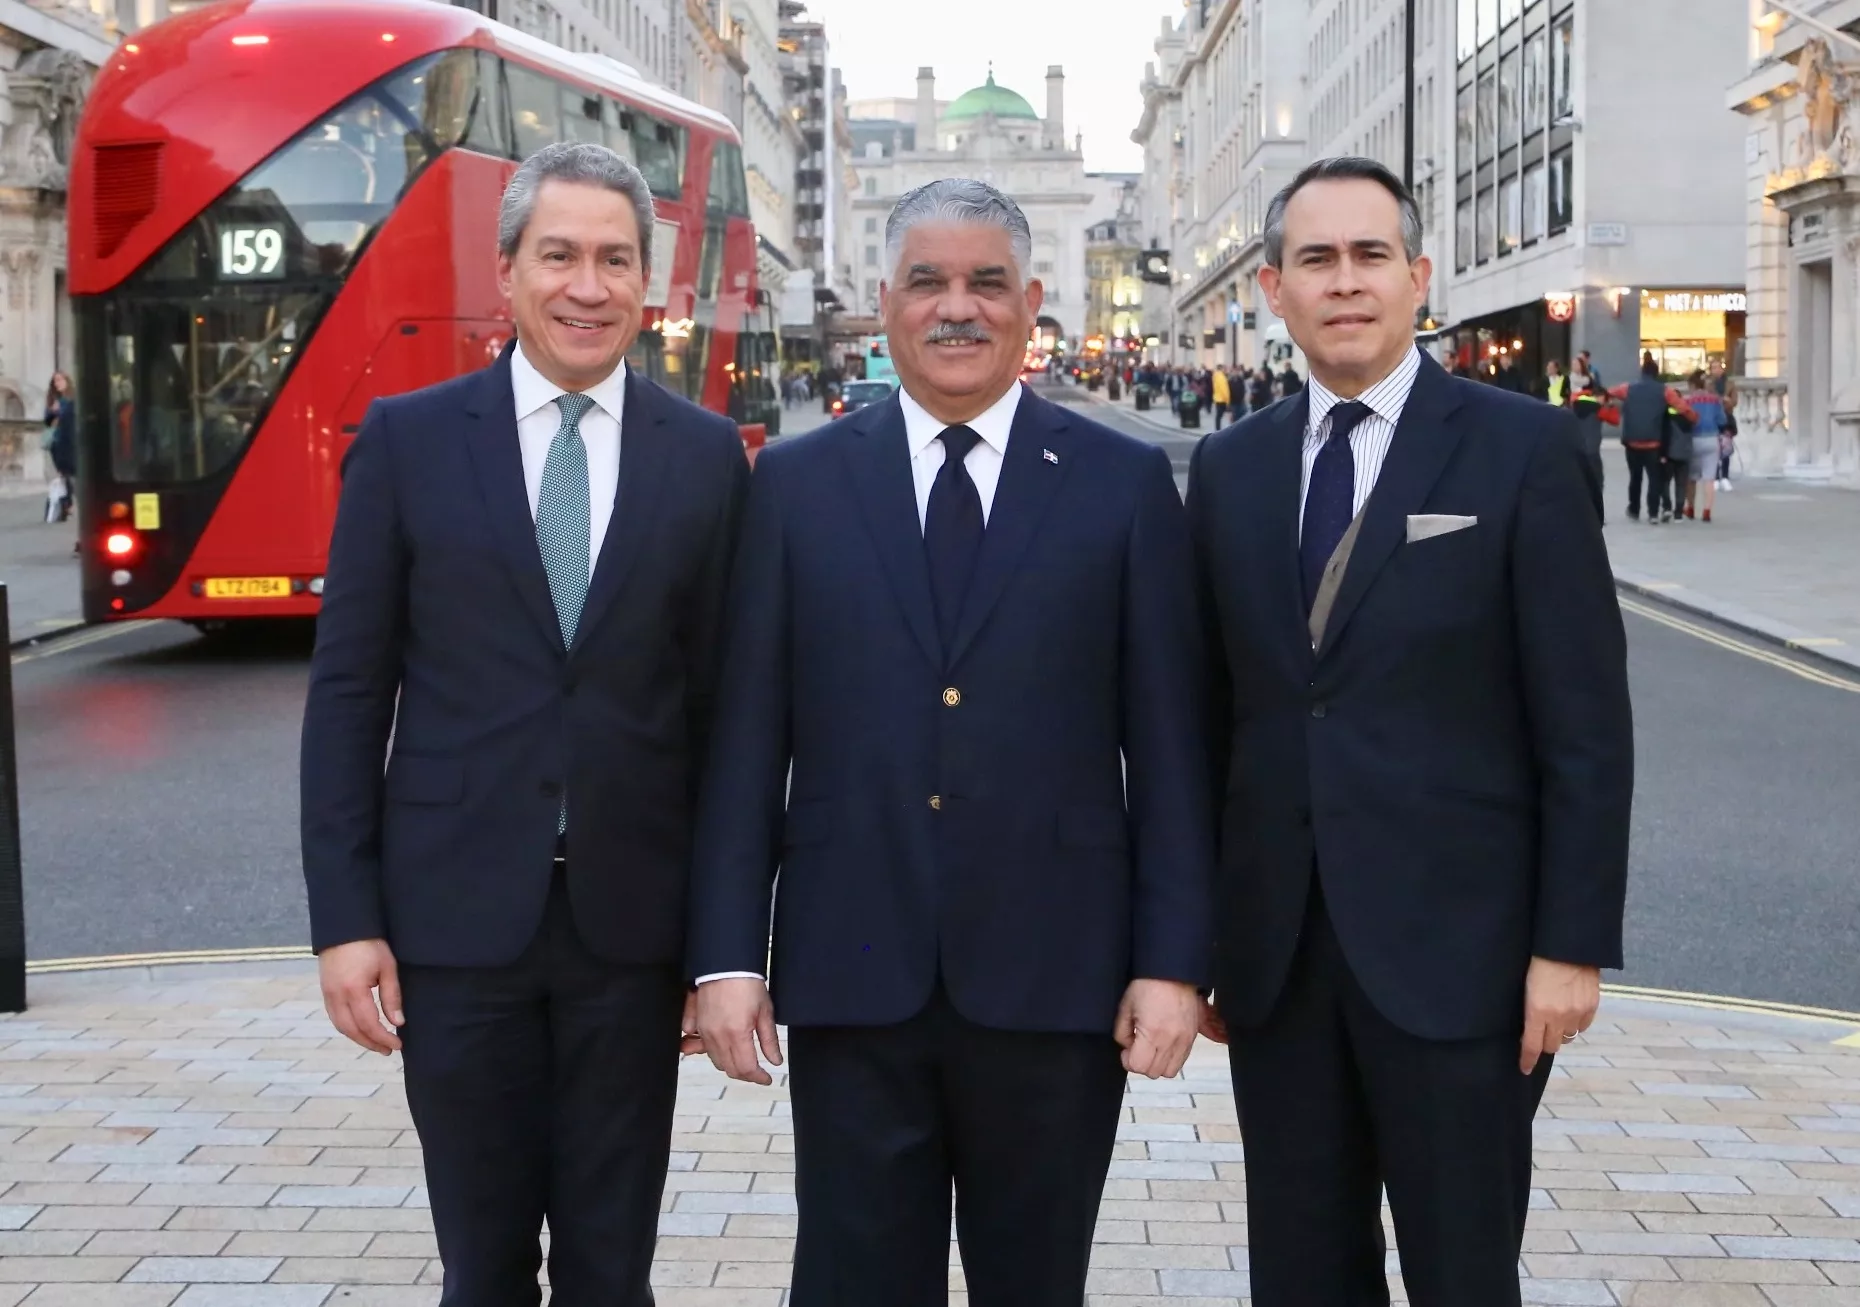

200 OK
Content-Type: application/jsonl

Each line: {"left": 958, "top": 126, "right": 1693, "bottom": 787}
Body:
{"left": 203, "top": 577, "right": 291, "bottom": 599}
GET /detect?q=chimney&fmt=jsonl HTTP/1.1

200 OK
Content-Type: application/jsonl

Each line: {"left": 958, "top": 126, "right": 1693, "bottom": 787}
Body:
{"left": 1045, "top": 65, "right": 1064, "bottom": 151}
{"left": 916, "top": 67, "right": 936, "bottom": 154}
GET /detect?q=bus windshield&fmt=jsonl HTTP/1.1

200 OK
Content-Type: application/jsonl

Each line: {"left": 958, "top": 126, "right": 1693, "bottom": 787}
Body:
{"left": 75, "top": 49, "right": 486, "bottom": 486}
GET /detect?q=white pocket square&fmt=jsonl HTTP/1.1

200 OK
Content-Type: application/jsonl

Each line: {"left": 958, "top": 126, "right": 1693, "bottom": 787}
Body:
{"left": 1406, "top": 514, "right": 1478, "bottom": 543}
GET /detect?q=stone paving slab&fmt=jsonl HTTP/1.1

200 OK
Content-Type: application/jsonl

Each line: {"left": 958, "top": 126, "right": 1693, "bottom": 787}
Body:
{"left": 1, "top": 964, "right": 1857, "bottom": 1305}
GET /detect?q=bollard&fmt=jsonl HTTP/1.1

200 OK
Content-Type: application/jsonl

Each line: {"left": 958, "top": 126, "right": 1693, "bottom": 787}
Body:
{"left": 0, "top": 585, "right": 23, "bottom": 1011}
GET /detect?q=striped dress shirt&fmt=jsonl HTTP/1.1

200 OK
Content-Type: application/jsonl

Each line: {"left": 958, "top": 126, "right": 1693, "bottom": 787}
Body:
{"left": 1298, "top": 345, "right": 1424, "bottom": 539}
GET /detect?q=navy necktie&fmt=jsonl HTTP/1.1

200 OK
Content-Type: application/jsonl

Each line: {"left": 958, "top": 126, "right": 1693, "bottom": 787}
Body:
{"left": 1300, "top": 400, "right": 1373, "bottom": 614}
{"left": 925, "top": 424, "right": 984, "bottom": 652}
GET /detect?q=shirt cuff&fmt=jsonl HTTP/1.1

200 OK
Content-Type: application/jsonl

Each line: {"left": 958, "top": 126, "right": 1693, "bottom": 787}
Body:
{"left": 695, "top": 971, "right": 765, "bottom": 985}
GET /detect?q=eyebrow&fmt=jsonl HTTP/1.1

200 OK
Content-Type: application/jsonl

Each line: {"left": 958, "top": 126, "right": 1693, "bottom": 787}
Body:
{"left": 535, "top": 236, "right": 638, "bottom": 256}
{"left": 1294, "top": 238, "right": 1395, "bottom": 258}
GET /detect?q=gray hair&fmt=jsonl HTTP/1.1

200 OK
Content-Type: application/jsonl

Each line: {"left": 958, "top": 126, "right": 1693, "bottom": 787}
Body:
{"left": 1262, "top": 156, "right": 1424, "bottom": 270}
{"left": 884, "top": 178, "right": 1033, "bottom": 282}
{"left": 498, "top": 142, "right": 657, "bottom": 277}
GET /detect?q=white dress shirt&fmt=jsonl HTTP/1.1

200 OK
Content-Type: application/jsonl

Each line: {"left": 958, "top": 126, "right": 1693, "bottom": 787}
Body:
{"left": 510, "top": 342, "right": 625, "bottom": 573}
{"left": 694, "top": 379, "right": 1027, "bottom": 989}
{"left": 1298, "top": 345, "right": 1423, "bottom": 537}
{"left": 900, "top": 380, "right": 1024, "bottom": 529}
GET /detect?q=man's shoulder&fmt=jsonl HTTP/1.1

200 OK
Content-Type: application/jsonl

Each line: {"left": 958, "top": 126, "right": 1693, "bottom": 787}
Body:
{"left": 628, "top": 372, "right": 743, "bottom": 459}
{"left": 373, "top": 365, "right": 486, "bottom": 420}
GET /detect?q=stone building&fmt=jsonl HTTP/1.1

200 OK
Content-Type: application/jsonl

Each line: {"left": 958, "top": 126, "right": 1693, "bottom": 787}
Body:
{"left": 1729, "top": 5, "right": 1860, "bottom": 487}
{"left": 848, "top": 65, "right": 1092, "bottom": 345}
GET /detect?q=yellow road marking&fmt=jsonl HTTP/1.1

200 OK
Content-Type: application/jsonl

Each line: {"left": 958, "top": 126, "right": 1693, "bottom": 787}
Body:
{"left": 1837, "top": 1033, "right": 1860, "bottom": 1049}
{"left": 10, "top": 621, "right": 155, "bottom": 666}
{"left": 25, "top": 944, "right": 312, "bottom": 975}
{"left": 1618, "top": 597, "right": 1860, "bottom": 693}
{"left": 1789, "top": 637, "right": 1847, "bottom": 648}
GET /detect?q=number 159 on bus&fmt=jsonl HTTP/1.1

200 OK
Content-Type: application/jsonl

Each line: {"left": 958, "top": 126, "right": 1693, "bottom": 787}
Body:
{"left": 219, "top": 225, "right": 284, "bottom": 280}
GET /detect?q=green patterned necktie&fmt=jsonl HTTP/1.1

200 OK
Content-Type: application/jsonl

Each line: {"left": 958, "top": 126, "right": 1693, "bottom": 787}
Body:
{"left": 537, "top": 391, "right": 593, "bottom": 834}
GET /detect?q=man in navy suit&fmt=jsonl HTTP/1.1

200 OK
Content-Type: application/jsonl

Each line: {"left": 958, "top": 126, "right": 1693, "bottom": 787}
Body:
{"left": 1188, "top": 158, "right": 1634, "bottom": 1306}
{"left": 689, "top": 178, "right": 1214, "bottom": 1306}
{"left": 300, "top": 143, "right": 747, "bottom": 1306}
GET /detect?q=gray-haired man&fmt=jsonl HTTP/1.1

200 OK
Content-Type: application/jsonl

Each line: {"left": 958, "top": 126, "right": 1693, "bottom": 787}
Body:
{"left": 301, "top": 142, "right": 748, "bottom": 1305}
{"left": 689, "top": 177, "right": 1214, "bottom": 1305}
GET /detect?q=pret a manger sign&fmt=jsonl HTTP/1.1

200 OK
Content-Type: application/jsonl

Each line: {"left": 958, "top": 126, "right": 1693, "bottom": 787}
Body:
{"left": 1643, "top": 291, "right": 1747, "bottom": 315}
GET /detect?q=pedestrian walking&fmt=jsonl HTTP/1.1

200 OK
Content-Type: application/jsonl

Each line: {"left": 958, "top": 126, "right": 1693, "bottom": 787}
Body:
{"left": 1212, "top": 365, "right": 1232, "bottom": 426}
{"left": 690, "top": 177, "right": 1212, "bottom": 1307}
{"left": 1711, "top": 359, "right": 1738, "bottom": 491}
{"left": 1569, "top": 376, "right": 1616, "bottom": 522}
{"left": 1541, "top": 358, "right": 1567, "bottom": 407}
{"left": 1187, "top": 156, "right": 1633, "bottom": 1307}
{"left": 1682, "top": 370, "right": 1728, "bottom": 522}
{"left": 42, "top": 372, "right": 76, "bottom": 524}
{"left": 1279, "top": 361, "right": 1303, "bottom": 396}
{"left": 1572, "top": 348, "right": 1602, "bottom": 392}
{"left": 1610, "top": 355, "right": 1695, "bottom": 523}
{"left": 1250, "top": 366, "right": 1275, "bottom": 413}
{"left": 300, "top": 142, "right": 749, "bottom": 1306}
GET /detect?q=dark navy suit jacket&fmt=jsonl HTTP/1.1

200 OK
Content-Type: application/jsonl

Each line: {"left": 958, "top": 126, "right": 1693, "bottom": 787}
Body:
{"left": 688, "top": 385, "right": 1215, "bottom": 1034}
{"left": 300, "top": 348, "right": 748, "bottom": 968}
{"left": 1188, "top": 353, "right": 1634, "bottom": 1041}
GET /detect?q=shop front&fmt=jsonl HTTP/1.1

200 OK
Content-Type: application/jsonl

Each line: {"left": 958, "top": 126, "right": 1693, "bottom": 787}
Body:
{"left": 1441, "top": 299, "right": 1571, "bottom": 388}
{"left": 1638, "top": 289, "right": 1746, "bottom": 380}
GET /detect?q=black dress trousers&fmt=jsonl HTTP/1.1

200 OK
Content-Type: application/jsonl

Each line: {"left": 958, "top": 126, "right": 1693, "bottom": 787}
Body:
{"left": 1228, "top": 882, "right": 1553, "bottom": 1307}
{"left": 399, "top": 869, "right": 686, "bottom": 1307}
{"left": 787, "top": 990, "right": 1128, "bottom": 1307}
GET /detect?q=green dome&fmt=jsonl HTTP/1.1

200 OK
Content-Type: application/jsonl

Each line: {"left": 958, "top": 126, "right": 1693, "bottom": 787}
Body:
{"left": 944, "top": 70, "right": 1040, "bottom": 123}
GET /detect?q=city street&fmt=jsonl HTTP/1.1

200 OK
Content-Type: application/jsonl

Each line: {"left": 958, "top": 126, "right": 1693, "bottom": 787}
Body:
{"left": 11, "top": 384, "right": 1860, "bottom": 1018}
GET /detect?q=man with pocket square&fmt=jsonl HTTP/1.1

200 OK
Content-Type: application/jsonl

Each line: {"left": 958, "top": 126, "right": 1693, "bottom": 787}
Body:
{"left": 1187, "top": 157, "right": 1634, "bottom": 1307}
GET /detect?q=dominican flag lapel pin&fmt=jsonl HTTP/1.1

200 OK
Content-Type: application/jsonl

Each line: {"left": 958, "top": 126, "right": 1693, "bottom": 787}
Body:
{"left": 1043, "top": 448, "right": 1059, "bottom": 464}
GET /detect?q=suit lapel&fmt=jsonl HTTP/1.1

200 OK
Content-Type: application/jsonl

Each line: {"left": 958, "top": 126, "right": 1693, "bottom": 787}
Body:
{"left": 1316, "top": 354, "right": 1466, "bottom": 658}
{"left": 945, "top": 388, "right": 1072, "bottom": 668}
{"left": 572, "top": 369, "right": 673, "bottom": 656}
{"left": 461, "top": 350, "right": 564, "bottom": 654}
{"left": 843, "top": 396, "right": 943, "bottom": 670}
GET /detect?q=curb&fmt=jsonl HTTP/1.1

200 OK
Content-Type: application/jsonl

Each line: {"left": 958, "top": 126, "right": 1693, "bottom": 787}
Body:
{"left": 8, "top": 619, "right": 86, "bottom": 654}
{"left": 1079, "top": 388, "right": 1215, "bottom": 438}
{"left": 1612, "top": 572, "right": 1860, "bottom": 680}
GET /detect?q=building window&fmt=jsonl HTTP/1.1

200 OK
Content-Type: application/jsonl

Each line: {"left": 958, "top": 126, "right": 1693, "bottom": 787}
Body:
{"left": 864, "top": 244, "right": 877, "bottom": 266}
{"left": 1034, "top": 261, "right": 1054, "bottom": 275}
{"left": 1456, "top": 83, "right": 1474, "bottom": 175}
{"left": 1499, "top": 49, "right": 1519, "bottom": 152}
{"left": 1456, "top": 197, "right": 1473, "bottom": 272}
{"left": 1522, "top": 161, "right": 1546, "bottom": 244}
{"left": 1499, "top": 0, "right": 1521, "bottom": 27}
{"left": 1476, "top": 186, "right": 1495, "bottom": 264}
{"left": 1476, "top": 0, "right": 1497, "bottom": 47}
{"left": 1551, "top": 18, "right": 1574, "bottom": 121}
{"left": 864, "top": 216, "right": 877, "bottom": 234}
{"left": 1498, "top": 175, "right": 1520, "bottom": 255}
{"left": 1476, "top": 70, "right": 1495, "bottom": 167}
{"left": 1523, "top": 30, "right": 1547, "bottom": 138}
{"left": 864, "top": 177, "right": 877, "bottom": 197}
{"left": 1456, "top": 0, "right": 1476, "bottom": 63}
{"left": 1548, "top": 147, "right": 1573, "bottom": 233}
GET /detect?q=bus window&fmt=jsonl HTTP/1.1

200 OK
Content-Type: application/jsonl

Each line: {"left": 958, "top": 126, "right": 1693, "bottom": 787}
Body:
{"left": 600, "top": 98, "right": 637, "bottom": 163}
{"left": 627, "top": 110, "right": 684, "bottom": 199}
{"left": 460, "top": 50, "right": 511, "bottom": 158}
{"left": 562, "top": 88, "right": 603, "bottom": 146}
{"left": 506, "top": 62, "right": 560, "bottom": 158}
{"left": 707, "top": 140, "right": 751, "bottom": 218}
{"left": 418, "top": 49, "right": 481, "bottom": 151}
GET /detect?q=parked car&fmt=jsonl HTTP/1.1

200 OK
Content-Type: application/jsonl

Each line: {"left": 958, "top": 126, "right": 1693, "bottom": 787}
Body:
{"left": 832, "top": 379, "right": 896, "bottom": 416}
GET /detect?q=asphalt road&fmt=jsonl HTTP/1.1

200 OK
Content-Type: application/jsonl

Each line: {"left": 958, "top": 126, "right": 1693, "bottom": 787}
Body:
{"left": 10, "top": 388, "right": 1860, "bottom": 1014}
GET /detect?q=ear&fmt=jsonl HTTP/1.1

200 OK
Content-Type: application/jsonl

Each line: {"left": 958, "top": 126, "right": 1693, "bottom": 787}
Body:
{"left": 496, "top": 249, "right": 516, "bottom": 303}
{"left": 1410, "top": 253, "right": 1433, "bottom": 311}
{"left": 1257, "top": 263, "right": 1284, "bottom": 318}
{"left": 1024, "top": 278, "right": 1044, "bottom": 318}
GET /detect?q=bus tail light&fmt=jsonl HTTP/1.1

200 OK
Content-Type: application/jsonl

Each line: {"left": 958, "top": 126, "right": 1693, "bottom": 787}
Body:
{"left": 103, "top": 529, "right": 138, "bottom": 559}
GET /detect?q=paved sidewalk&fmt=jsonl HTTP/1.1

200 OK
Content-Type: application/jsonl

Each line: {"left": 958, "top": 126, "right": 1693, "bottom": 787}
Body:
{"left": 1086, "top": 386, "right": 1860, "bottom": 674}
{"left": 0, "top": 962, "right": 1857, "bottom": 1304}
{"left": 0, "top": 495, "right": 82, "bottom": 645}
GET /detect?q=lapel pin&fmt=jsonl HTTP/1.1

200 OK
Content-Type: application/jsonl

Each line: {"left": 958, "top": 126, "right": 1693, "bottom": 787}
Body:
{"left": 1043, "top": 448, "right": 1059, "bottom": 464}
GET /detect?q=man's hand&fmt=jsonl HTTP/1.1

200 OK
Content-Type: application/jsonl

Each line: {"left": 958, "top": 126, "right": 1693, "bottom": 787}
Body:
{"left": 1520, "top": 956, "right": 1601, "bottom": 1074}
{"left": 319, "top": 939, "right": 403, "bottom": 1056}
{"left": 1197, "top": 994, "right": 1229, "bottom": 1046}
{"left": 695, "top": 977, "right": 782, "bottom": 1085}
{"left": 680, "top": 990, "right": 705, "bottom": 1057}
{"left": 1114, "top": 978, "right": 1201, "bottom": 1079}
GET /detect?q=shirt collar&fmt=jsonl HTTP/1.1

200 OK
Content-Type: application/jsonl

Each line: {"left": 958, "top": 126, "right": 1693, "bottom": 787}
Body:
{"left": 1304, "top": 345, "right": 1422, "bottom": 440}
{"left": 897, "top": 380, "right": 1024, "bottom": 460}
{"left": 511, "top": 341, "right": 628, "bottom": 426}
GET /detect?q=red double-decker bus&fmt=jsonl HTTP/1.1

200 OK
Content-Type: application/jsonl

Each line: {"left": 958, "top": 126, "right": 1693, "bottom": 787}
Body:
{"left": 68, "top": 0, "right": 778, "bottom": 625}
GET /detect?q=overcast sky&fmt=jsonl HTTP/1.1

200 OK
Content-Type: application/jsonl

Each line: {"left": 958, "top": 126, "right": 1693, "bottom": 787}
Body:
{"left": 794, "top": 0, "right": 1182, "bottom": 174}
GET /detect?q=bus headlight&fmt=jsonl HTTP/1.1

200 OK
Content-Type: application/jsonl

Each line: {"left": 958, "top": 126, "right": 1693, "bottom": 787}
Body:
{"left": 110, "top": 569, "right": 132, "bottom": 587}
{"left": 308, "top": 576, "right": 325, "bottom": 596}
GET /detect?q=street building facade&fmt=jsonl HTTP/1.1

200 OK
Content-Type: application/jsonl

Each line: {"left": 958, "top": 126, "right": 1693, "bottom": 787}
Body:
{"left": 0, "top": 0, "right": 121, "bottom": 493}
{"left": 451, "top": 0, "right": 690, "bottom": 88}
{"left": 778, "top": 0, "right": 854, "bottom": 365}
{"left": 1729, "top": 2, "right": 1860, "bottom": 487}
{"left": 1085, "top": 176, "right": 1143, "bottom": 357}
{"left": 1131, "top": 0, "right": 1307, "bottom": 373}
{"left": 1438, "top": 0, "right": 1748, "bottom": 389}
{"left": 847, "top": 65, "right": 1093, "bottom": 344}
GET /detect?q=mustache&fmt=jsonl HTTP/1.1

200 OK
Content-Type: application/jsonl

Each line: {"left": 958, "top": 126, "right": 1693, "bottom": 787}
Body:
{"left": 924, "top": 322, "right": 991, "bottom": 344}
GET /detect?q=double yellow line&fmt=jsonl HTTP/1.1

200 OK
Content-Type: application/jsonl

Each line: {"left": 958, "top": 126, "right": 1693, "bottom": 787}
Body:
{"left": 1618, "top": 596, "right": 1860, "bottom": 693}
{"left": 10, "top": 621, "right": 155, "bottom": 666}
{"left": 26, "top": 944, "right": 311, "bottom": 975}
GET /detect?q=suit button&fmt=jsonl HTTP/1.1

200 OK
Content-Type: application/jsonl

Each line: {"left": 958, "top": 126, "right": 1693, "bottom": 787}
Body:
{"left": 539, "top": 781, "right": 562, "bottom": 798}
{"left": 942, "top": 687, "right": 962, "bottom": 707}
{"left": 928, "top": 795, "right": 942, "bottom": 811}
{"left": 1310, "top": 702, "right": 1328, "bottom": 719}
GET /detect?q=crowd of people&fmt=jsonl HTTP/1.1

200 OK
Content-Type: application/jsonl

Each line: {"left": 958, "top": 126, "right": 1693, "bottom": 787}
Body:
{"left": 1121, "top": 361, "right": 1306, "bottom": 426}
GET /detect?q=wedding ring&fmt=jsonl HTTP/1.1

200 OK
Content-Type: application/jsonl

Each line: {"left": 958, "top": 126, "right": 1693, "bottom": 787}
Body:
{"left": 1560, "top": 1032, "right": 1578, "bottom": 1043}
